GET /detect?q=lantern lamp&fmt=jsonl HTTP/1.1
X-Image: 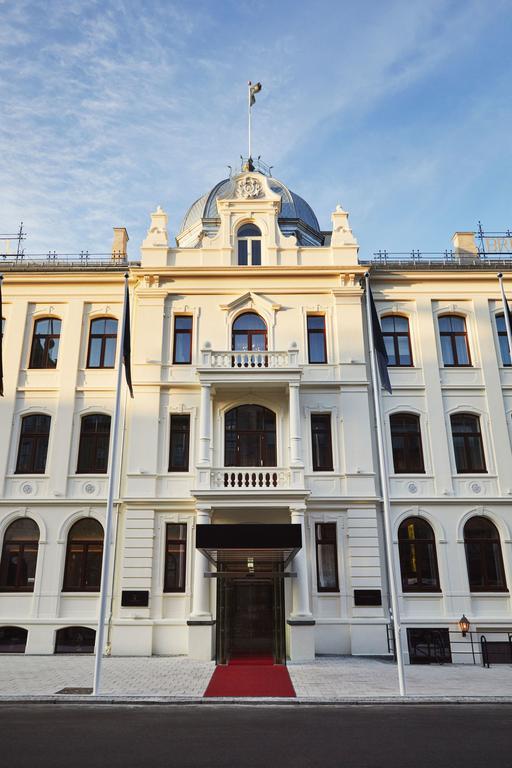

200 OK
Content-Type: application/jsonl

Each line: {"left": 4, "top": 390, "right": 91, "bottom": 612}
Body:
{"left": 458, "top": 614, "right": 470, "bottom": 637}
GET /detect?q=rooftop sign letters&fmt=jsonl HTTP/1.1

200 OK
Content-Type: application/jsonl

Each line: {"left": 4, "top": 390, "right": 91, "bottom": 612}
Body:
{"left": 484, "top": 236, "right": 512, "bottom": 254}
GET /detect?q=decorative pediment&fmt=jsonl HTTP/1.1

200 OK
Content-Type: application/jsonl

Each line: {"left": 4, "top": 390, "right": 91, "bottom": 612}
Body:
{"left": 220, "top": 291, "right": 281, "bottom": 315}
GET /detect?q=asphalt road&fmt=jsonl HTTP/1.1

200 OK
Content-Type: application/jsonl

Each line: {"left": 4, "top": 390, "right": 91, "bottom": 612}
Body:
{"left": 1, "top": 703, "right": 511, "bottom": 768}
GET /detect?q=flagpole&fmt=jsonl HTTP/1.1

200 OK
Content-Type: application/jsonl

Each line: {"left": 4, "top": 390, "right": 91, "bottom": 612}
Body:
{"left": 93, "top": 272, "right": 129, "bottom": 696}
{"left": 248, "top": 81, "right": 252, "bottom": 159}
{"left": 498, "top": 273, "right": 512, "bottom": 361}
{"left": 0, "top": 274, "right": 4, "bottom": 397}
{"left": 364, "top": 272, "right": 406, "bottom": 696}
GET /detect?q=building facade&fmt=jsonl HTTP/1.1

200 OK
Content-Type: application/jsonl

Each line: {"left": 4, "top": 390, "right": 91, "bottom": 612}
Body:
{"left": 1, "top": 165, "right": 511, "bottom": 665}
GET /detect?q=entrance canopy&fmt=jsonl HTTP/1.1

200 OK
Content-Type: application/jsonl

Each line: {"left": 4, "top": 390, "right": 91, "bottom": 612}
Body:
{"left": 196, "top": 524, "right": 301, "bottom": 572}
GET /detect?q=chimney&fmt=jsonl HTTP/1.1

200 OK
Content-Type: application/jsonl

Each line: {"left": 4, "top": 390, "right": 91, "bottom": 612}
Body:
{"left": 112, "top": 227, "right": 129, "bottom": 260}
{"left": 452, "top": 231, "right": 478, "bottom": 261}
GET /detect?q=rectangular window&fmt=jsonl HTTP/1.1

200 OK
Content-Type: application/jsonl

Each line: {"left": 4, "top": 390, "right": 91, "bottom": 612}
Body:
{"left": 311, "top": 413, "right": 333, "bottom": 471}
{"left": 169, "top": 414, "right": 190, "bottom": 472}
{"left": 173, "top": 316, "right": 193, "bottom": 364}
{"left": 315, "top": 523, "right": 339, "bottom": 592}
{"left": 307, "top": 315, "right": 327, "bottom": 363}
{"left": 164, "top": 523, "right": 187, "bottom": 592}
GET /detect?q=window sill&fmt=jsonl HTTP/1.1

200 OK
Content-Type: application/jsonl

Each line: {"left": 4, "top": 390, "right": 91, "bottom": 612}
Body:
{"left": 61, "top": 591, "right": 100, "bottom": 596}
{"left": 468, "top": 591, "right": 509, "bottom": 596}
{"left": 401, "top": 592, "right": 443, "bottom": 597}
{"left": 24, "top": 368, "right": 59, "bottom": 373}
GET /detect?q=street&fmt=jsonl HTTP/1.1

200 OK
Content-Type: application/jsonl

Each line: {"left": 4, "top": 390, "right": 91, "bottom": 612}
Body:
{"left": 1, "top": 704, "right": 511, "bottom": 768}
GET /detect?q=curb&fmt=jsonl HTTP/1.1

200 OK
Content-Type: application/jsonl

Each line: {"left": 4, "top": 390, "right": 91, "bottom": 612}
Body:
{"left": 1, "top": 695, "right": 512, "bottom": 706}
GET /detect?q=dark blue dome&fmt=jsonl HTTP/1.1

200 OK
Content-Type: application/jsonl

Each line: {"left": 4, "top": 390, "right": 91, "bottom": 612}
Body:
{"left": 178, "top": 173, "right": 322, "bottom": 245}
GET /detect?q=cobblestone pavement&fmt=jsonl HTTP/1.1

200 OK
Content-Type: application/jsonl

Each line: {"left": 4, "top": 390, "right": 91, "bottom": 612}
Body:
{"left": 0, "top": 655, "right": 511, "bottom": 698}
{"left": 287, "top": 656, "right": 512, "bottom": 698}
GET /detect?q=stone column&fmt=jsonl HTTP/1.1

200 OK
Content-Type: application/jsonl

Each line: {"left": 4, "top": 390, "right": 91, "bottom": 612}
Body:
{"left": 188, "top": 505, "right": 215, "bottom": 660}
{"left": 198, "top": 383, "right": 212, "bottom": 466}
{"left": 290, "top": 506, "right": 312, "bottom": 618}
{"left": 289, "top": 382, "right": 303, "bottom": 467}
{"left": 287, "top": 505, "right": 315, "bottom": 661}
{"left": 190, "top": 505, "right": 212, "bottom": 619}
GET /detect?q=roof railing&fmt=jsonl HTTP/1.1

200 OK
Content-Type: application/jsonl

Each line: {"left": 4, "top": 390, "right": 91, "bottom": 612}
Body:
{"left": 364, "top": 225, "right": 512, "bottom": 267}
{"left": 0, "top": 251, "right": 131, "bottom": 270}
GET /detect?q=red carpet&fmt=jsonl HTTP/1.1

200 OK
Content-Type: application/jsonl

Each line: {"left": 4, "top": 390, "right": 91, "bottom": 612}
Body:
{"left": 204, "top": 659, "right": 296, "bottom": 697}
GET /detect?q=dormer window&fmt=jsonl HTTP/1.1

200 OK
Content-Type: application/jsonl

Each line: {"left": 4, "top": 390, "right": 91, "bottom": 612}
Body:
{"left": 237, "top": 224, "right": 261, "bottom": 266}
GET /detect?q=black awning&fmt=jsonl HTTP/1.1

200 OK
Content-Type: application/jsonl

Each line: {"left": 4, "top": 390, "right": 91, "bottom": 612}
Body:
{"left": 196, "top": 523, "right": 301, "bottom": 569}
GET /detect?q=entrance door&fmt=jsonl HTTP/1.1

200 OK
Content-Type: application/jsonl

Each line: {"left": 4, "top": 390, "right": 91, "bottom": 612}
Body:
{"left": 216, "top": 574, "right": 286, "bottom": 665}
{"left": 230, "top": 581, "right": 274, "bottom": 659}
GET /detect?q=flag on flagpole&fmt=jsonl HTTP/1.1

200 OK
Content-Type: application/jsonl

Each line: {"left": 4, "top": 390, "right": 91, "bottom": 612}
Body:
{"left": 498, "top": 272, "right": 512, "bottom": 327}
{"left": 367, "top": 280, "right": 392, "bottom": 394}
{"left": 498, "top": 272, "right": 512, "bottom": 366}
{"left": 249, "top": 81, "right": 262, "bottom": 106}
{"left": 0, "top": 275, "right": 4, "bottom": 397}
{"left": 122, "top": 274, "right": 133, "bottom": 398}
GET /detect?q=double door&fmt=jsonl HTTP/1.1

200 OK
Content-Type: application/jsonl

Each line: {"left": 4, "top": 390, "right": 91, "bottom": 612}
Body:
{"left": 216, "top": 575, "right": 285, "bottom": 664}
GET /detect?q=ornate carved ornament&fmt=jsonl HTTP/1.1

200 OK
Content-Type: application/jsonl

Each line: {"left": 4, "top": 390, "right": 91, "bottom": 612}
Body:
{"left": 236, "top": 176, "right": 263, "bottom": 200}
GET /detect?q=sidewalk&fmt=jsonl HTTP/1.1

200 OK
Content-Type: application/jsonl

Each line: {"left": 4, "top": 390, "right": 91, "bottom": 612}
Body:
{"left": 1, "top": 655, "right": 511, "bottom": 701}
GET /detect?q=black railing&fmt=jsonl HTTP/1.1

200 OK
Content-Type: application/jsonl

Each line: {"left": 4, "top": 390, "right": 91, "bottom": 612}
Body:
{"left": 387, "top": 625, "right": 512, "bottom": 667}
{"left": 364, "top": 225, "right": 512, "bottom": 267}
{"left": 0, "top": 251, "right": 132, "bottom": 270}
{"left": 363, "top": 249, "right": 512, "bottom": 266}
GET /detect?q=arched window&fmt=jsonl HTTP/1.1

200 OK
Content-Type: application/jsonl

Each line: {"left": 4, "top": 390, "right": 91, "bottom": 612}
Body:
{"left": 382, "top": 315, "right": 413, "bottom": 366}
{"left": 77, "top": 414, "right": 111, "bottom": 473}
{"left": 87, "top": 317, "right": 118, "bottom": 368}
{"left": 390, "top": 413, "right": 425, "bottom": 473}
{"left": 55, "top": 626, "right": 96, "bottom": 653}
{"left": 464, "top": 516, "right": 507, "bottom": 592}
{"left": 398, "top": 518, "right": 440, "bottom": 592}
{"left": 0, "top": 626, "right": 28, "bottom": 653}
{"left": 496, "top": 314, "right": 511, "bottom": 366}
{"left": 450, "top": 413, "right": 486, "bottom": 473}
{"left": 0, "top": 519, "right": 40, "bottom": 592}
{"left": 63, "top": 519, "right": 104, "bottom": 592}
{"left": 225, "top": 404, "right": 276, "bottom": 467}
{"left": 15, "top": 414, "right": 51, "bottom": 474}
{"left": 237, "top": 223, "right": 261, "bottom": 266}
{"left": 29, "top": 317, "right": 61, "bottom": 368}
{"left": 231, "top": 312, "right": 267, "bottom": 358}
{"left": 438, "top": 315, "right": 471, "bottom": 366}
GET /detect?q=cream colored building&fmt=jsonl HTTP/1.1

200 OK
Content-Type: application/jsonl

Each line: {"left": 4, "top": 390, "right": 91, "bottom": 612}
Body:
{"left": 1, "top": 164, "right": 511, "bottom": 665}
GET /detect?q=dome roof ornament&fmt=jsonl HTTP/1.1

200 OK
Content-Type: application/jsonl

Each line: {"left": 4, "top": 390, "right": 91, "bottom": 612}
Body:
{"left": 241, "top": 156, "right": 255, "bottom": 172}
{"left": 236, "top": 176, "right": 263, "bottom": 199}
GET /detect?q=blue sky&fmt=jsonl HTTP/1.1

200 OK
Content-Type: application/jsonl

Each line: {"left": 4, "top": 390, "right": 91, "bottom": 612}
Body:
{"left": 1, "top": 0, "right": 511, "bottom": 258}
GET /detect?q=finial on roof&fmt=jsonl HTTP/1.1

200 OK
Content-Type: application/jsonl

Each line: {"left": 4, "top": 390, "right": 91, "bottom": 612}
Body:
{"left": 241, "top": 156, "right": 255, "bottom": 172}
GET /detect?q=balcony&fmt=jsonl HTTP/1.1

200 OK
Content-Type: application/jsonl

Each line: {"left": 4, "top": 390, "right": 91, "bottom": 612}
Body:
{"left": 197, "top": 346, "right": 301, "bottom": 386}
{"left": 194, "top": 465, "right": 307, "bottom": 501}
{"left": 212, "top": 467, "right": 290, "bottom": 489}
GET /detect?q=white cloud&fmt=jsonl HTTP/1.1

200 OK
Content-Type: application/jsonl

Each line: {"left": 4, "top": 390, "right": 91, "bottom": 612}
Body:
{"left": 0, "top": 0, "right": 510, "bottom": 257}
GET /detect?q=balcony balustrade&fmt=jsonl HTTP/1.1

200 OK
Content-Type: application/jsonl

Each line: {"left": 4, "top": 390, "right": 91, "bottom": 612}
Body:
{"left": 199, "top": 347, "right": 299, "bottom": 370}
{"left": 211, "top": 467, "right": 290, "bottom": 489}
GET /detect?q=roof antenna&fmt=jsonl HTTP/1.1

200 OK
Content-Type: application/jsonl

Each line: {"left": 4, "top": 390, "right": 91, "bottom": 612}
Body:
{"left": 227, "top": 165, "right": 232, "bottom": 178}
